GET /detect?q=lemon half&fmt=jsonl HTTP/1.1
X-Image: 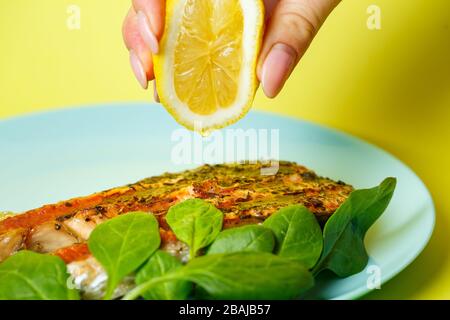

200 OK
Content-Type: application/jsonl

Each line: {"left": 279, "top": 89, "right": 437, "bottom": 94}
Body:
{"left": 154, "top": 0, "right": 264, "bottom": 134}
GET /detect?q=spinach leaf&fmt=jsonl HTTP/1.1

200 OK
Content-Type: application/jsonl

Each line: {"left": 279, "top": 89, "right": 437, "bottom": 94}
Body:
{"left": 124, "top": 252, "right": 313, "bottom": 300}
{"left": 166, "top": 199, "right": 223, "bottom": 259}
{"left": 313, "top": 177, "right": 396, "bottom": 277}
{"left": 182, "top": 252, "right": 313, "bottom": 299}
{"left": 0, "top": 251, "right": 79, "bottom": 300}
{"left": 263, "top": 205, "right": 323, "bottom": 268}
{"left": 135, "top": 250, "right": 191, "bottom": 300}
{"left": 88, "top": 211, "right": 160, "bottom": 300}
{"left": 206, "top": 225, "right": 275, "bottom": 255}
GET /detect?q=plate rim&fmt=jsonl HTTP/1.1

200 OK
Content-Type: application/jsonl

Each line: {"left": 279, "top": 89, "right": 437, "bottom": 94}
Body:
{"left": 251, "top": 111, "right": 436, "bottom": 300}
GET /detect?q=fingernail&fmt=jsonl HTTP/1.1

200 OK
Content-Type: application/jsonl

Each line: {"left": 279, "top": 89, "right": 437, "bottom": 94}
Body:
{"left": 137, "top": 10, "right": 159, "bottom": 54}
{"left": 129, "top": 50, "right": 148, "bottom": 89}
{"left": 261, "top": 43, "right": 296, "bottom": 98}
{"left": 153, "top": 81, "right": 160, "bottom": 102}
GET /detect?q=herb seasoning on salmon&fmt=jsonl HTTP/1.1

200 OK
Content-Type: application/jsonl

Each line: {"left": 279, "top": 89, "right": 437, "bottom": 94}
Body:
{"left": 0, "top": 161, "right": 353, "bottom": 298}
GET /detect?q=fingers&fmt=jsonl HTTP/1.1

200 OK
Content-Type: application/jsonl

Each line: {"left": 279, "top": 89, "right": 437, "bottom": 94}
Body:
{"left": 132, "top": 0, "right": 166, "bottom": 53}
{"left": 263, "top": 0, "right": 278, "bottom": 21}
{"left": 123, "top": 1, "right": 165, "bottom": 92}
{"left": 124, "top": 0, "right": 337, "bottom": 99}
{"left": 258, "top": 0, "right": 340, "bottom": 98}
{"left": 132, "top": 0, "right": 165, "bottom": 38}
{"left": 123, "top": 8, "right": 154, "bottom": 89}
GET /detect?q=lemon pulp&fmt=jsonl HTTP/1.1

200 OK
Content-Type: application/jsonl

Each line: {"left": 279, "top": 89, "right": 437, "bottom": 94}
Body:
{"left": 173, "top": 0, "right": 243, "bottom": 115}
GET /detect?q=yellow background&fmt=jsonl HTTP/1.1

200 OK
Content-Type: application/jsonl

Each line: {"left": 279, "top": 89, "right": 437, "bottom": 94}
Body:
{"left": 0, "top": 0, "right": 449, "bottom": 299}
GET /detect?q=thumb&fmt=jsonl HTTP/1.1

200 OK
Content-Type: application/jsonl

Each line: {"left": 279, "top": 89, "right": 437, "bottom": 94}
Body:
{"left": 258, "top": 0, "right": 340, "bottom": 98}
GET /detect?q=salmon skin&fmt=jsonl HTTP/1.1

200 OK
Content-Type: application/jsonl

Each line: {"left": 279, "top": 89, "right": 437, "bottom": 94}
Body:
{"left": 0, "top": 161, "right": 353, "bottom": 298}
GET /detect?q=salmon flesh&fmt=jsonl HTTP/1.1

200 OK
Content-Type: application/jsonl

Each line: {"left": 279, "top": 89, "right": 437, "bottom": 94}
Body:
{"left": 0, "top": 161, "right": 353, "bottom": 299}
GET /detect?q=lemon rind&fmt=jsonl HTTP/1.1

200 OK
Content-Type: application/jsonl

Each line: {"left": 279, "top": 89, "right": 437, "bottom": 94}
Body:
{"left": 154, "top": 0, "right": 264, "bottom": 133}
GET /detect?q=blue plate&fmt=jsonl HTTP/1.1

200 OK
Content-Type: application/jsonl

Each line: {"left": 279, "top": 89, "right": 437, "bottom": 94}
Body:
{"left": 0, "top": 103, "right": 435, "bottom": 299}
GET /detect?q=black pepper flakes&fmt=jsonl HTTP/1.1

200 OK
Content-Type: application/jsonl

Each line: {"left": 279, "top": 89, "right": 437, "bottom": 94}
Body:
{"left": 95, "top": 205, "right": 106, "bottom": 214}
{"left": 56, "top": 214, "right": 74, "bottom": 222}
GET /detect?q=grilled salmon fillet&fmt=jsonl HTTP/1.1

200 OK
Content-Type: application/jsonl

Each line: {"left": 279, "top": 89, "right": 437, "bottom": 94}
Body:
{"left": 0, "top": 161, "right": 353, "bottom": 298}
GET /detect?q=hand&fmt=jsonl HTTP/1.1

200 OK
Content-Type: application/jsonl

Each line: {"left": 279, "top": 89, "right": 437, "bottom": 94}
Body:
{"left": 122, "top": 0, "right": 340, "bottom": 99}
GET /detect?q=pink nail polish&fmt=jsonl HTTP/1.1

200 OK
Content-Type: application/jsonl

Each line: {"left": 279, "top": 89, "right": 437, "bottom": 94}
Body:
{"left": 153, "top": 81, "right": 160, "bottom": 102}
{"left": 261, "top": 43, "right": 296, "bottom": 98}
{"left": 137, "top": 11, "right": 159, "bottom": 54}
{"left": 129, "top": 50, "right": 148, "bottom": 89}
